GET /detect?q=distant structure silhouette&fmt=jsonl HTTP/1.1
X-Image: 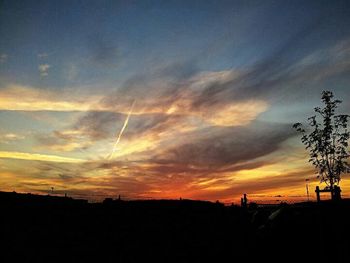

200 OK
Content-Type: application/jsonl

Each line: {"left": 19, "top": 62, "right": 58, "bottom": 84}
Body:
{"left": 315, "top": 185, "right": 342, "bottom": 203}
{"left": 241, "top": 194, "right": 248, "bottom": 208}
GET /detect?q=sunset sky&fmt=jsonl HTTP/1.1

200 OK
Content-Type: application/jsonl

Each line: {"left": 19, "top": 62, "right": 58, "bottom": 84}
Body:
{"left": 0, "top": 0, "right": 350, "bottom": 203}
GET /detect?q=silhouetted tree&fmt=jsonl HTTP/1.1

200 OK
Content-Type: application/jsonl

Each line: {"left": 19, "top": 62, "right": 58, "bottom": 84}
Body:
{"left": 293, "top": 91, "right": 349, "bottom": 191}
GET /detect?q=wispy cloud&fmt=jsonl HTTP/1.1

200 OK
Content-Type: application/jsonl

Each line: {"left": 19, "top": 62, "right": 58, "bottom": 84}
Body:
{"left": 0, "top": 151, "right": 85, "bottom": 163}
{"left": 0, "top": 133, "right": 25, "bottom": 143}
{"left": 37, "top": 52, "right": 48, "bottom": 58}
{"left": 35, "top": 130, "right": 92, "bottom": 152}
{"left": 38, "top": 64, "right": 51, "bottom": 77}
{"left": 0, "top": 54, "right": 8, "bottom": 63}
{"left": 0, "top": 84, "right": 102, "bottom": 111}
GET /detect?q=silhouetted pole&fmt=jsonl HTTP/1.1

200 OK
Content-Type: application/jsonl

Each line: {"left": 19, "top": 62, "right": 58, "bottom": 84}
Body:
{"left": 315, "top": 186, "right": 320, "bottom": 203}
{"left": 333, "top": 185, "right": 342, "bottom": 201}
{"left": 241, "top": 194, "right": 248, "bottom": 208}
{"left": 305, "top": 179, "right": 310, "bottom": 201}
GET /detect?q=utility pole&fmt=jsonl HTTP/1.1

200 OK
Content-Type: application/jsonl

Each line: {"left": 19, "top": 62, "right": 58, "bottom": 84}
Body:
{"left": 305, "top": 179, "right": 310, "bottom": 202}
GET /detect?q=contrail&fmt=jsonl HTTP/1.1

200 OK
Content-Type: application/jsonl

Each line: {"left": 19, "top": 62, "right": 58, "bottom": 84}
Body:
{"left": 108, "top": 100, "right": 135, "bottom": 160}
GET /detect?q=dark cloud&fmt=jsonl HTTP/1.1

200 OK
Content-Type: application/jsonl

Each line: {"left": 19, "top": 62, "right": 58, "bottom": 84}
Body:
{"left": 74, "top": 111, "right": 124, "bottom": 140}
{"left": 34, "top": 162, "right": 88, "bottom": 182}
{"left": 35, "top": 112, "right": 125, "bottom": 150}
{"left": 58, "top": 173, "right": 74, "bottom": 180}
{"left": 35, "top": 133, "right": 76, "bottom": 151}
{"left": 189, "top": 63, "right": 347, "bottom": 117}
{"left": 75, "top": 121, "right": 291, "bottom": 186}
{"left": 35, "top": 130, "right": 90, "bottom": 152}
{"left": 155, "top": 121, "right": 294, "bottom": 169}
{"left": 126, "top": 113, "right": 177, "bottom": 139}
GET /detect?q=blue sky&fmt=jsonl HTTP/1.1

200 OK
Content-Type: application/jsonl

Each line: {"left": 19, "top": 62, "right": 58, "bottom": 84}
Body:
{"left": 2, "top": 0, "right": 349, "bottom": 88}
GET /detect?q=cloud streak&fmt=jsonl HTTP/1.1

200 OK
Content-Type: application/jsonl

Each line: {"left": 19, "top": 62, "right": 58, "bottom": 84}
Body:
{"left": 0, "top": 84, "right": 102, "bottom": 111}
{"left": 0, "top": 151, "right": 85, "bottom": 163}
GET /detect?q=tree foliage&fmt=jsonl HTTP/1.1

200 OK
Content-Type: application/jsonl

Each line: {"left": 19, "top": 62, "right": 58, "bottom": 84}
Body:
{"left": 293, "top": 91, "right": 350, "bottom": 188}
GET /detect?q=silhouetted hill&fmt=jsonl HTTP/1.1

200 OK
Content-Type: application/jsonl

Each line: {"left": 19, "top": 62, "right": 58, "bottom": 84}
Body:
{"left": 0, "top": 191, "right": 88, "bottom": 206}
{"left": 1, "top": 191, "right": 350, "bottom": 262}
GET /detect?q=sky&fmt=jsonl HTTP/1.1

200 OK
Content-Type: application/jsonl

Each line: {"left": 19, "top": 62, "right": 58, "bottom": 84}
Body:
{"left": 0, "top": 0, "right": 350, "bottom": 203}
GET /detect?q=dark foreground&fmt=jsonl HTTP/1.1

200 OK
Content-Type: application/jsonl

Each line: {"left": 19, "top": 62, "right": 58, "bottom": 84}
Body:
{"left": 1, "top": 191, "right": 350, "bottom": 262}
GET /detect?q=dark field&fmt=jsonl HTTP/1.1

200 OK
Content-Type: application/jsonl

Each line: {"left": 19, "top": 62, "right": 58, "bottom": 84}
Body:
{"left": 1, "top": 191, "right": 349, "bottom": 262}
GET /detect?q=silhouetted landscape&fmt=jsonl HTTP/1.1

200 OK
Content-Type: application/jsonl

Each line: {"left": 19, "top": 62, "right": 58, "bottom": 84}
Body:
{"left": 1, "top": 191, "right": 350, "bottom": 262}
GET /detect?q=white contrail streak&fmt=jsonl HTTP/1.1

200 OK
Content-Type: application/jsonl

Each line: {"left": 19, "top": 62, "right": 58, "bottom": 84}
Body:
{"left": 108, "top": 100, "right": 135, "bottom": 160}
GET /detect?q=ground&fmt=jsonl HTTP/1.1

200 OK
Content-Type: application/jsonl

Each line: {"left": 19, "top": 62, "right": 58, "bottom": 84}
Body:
{"left": 1, "top": 191, "right": 349, "bottom": 262}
